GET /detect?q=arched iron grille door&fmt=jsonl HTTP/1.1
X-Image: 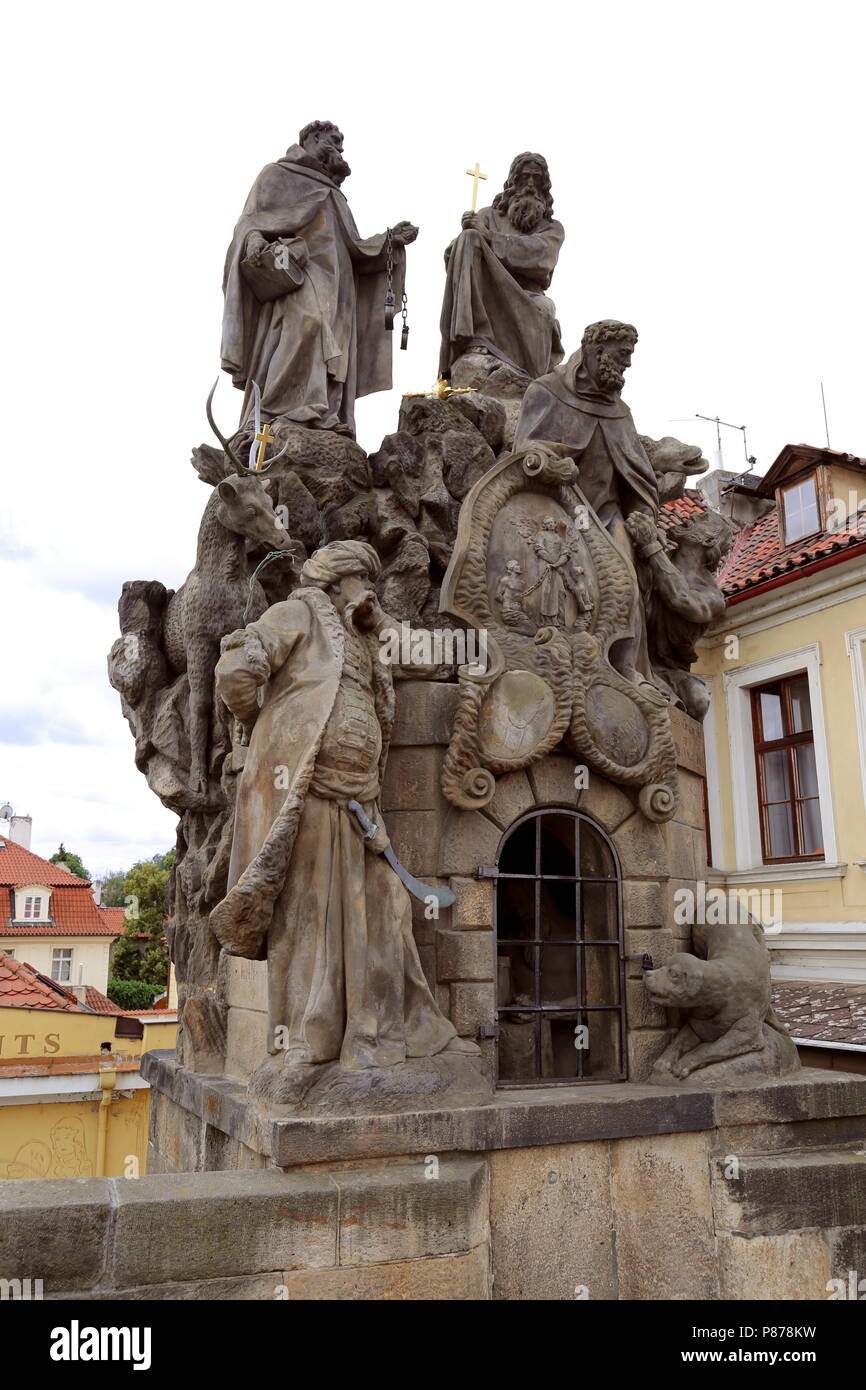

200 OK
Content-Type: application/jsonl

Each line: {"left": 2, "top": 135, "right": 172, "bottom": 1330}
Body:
{"left": 491, "top": 808, "right": 626, "bottom": 1086}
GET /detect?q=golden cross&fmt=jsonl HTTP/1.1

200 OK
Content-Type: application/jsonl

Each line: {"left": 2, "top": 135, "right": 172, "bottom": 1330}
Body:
{"left": 255, "top": 422, "right": 274, "bottom": 470}
{"left": 465, "top": 161, "right": 487, "bottom": 212}
{"left": 403, "top": 379, "right": 478, "bottom": 400}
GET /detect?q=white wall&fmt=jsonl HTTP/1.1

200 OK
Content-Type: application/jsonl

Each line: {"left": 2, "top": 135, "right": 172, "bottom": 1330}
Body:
{"left": 0, "top": 938, "right": 114, "bottom": 994}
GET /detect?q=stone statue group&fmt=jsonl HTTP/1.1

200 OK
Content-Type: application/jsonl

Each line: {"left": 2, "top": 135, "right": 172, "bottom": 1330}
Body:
{"left": 108, "top": 120, "right": 787, "bottom": 1106}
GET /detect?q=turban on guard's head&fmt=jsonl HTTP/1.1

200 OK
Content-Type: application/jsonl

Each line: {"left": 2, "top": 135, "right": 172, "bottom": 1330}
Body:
{"left": 300, "top": 540, "right": 381, "bottom": 589}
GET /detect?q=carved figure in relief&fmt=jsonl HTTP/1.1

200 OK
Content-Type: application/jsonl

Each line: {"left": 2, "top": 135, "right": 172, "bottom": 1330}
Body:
{"left": 495, "top": 559, "right": 526, "bottom": 627}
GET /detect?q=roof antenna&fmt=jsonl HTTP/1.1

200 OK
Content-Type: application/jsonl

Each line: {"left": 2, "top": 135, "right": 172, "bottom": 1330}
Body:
{"left": 820, "top": 382, "right": 831, "bottom": 448}
{"left": 695, "top": 415, "right": 751, "bottom": 472}
{"left": 668, "top": 415, "right": 753, "bottom": 473}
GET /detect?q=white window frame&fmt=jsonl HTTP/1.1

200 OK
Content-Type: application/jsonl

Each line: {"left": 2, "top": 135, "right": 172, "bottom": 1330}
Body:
{"left": 702, "top": 681, "right": 724, "bottom": 868}
{"left": 51, "top": 948, "right": 73, "bottom": 983}
{"left": 23, "top": 895, "right": 44, "bottom": 920}
{"left": 13, "top": 885, "right": 51, "bottom": 922}
{"left": 846, "top": 624, "right": 866, "bottom": 820}
{"left": 723, "top": 643, "right": 838, "bottom": 871}
{"left": 780, "top": 476, "right": 821, "bottom": 545}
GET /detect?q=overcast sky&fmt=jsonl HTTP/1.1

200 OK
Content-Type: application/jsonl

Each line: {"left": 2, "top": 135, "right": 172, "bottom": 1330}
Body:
{"left": 1, "top": 0, "right": 864, "bottom": 876}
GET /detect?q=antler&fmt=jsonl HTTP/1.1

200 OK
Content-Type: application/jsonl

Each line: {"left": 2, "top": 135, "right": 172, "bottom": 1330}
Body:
{"left": 206, "top": 379, "right": 248, "bottom": 476}
{"left": 206, "top": 379, "right": 293, "bottom": 477}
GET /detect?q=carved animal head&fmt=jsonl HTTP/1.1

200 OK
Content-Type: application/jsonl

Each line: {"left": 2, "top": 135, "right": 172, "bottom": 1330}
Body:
{"left": 640, "top": 436, "right": 709, "bottom": 503}
{"left": 215, "top": 475, "right": 295, "bottom": 553}
{"left": 117, "top": 579, "right": 172, "bottom": 634}
{"left": 644, "top": 953, "right": 708, "bottom": 1007}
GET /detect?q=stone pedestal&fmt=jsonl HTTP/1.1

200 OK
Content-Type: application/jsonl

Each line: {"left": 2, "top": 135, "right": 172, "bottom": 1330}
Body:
{"left": 221, "top": 681, "right": 706, "bottom": 1090}
{"left": 139, "top": 682, "right": 833, "bottom": 1301}
{"left": 140, "top": 1050, "right": 866, "bottom": 1300}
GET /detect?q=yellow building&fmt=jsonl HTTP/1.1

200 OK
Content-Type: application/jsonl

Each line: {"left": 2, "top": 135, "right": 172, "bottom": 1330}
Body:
{"left": 691, "top": 443, "right": 866, "bottom": 1065}
{"left": 0, "top": 951, "right": 176, "bottom": 1179}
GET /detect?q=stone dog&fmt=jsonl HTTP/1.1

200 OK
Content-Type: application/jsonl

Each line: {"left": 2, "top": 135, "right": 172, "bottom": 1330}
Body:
{"left": 645, "top": 921, "right": 799, "bottom": 1083}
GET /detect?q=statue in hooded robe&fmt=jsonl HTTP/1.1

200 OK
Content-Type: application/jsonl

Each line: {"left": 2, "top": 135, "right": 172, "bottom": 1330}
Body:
{"left": 439, "top": 152, "right": 564, "bottom": 382}
{"left": 209, "top": 540, "right": 478, "bottom": 1085}
{"left": 515, "top": 321, "right": 661, "bottom": 685}
{"left": 221, "top": 121, "right": 418, "bottom": 438}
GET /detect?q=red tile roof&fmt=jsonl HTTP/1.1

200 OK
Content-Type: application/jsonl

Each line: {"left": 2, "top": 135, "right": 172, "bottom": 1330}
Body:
{"left": 0, "top": 951, "right": 83, "bottom": 1011}
{"left": 0, "top": 886, "right": 123, "bottom": 937}
{"left": 0, "top": 841, "right": 126, "bottom": 938}
{"left": 83, "top": 985, "right": 124, "bottom": 1015}
{"left": 658, "top": 492, "right": 707, "bottom": 529}
{"left": 720, "top": 502, "right": 866, "bottom": 597}
{"left": 98, "top": 907, "right": 127, "bottom": 932}
{"left": 658, "top": 491, "right": 866, "bottom": 600}
{"left": 0, "top": 837, "right": 90, "bottom": 887}
{"left": 773, "top": 981, "right": 866, "bottom": 1049}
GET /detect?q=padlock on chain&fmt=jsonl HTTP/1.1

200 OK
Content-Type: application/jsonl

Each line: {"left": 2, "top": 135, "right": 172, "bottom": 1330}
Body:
{"left": 384, "top": 227, "right": 409, "bottom": 344}
{"left": 400, "top": 291, "right": 409, "bottom": 350}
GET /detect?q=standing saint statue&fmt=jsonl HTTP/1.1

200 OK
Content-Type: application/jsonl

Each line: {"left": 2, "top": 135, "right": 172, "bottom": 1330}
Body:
{"left": 515, "top": 321, "right": 660, "bottom": 684}
{"left": 221, "top": 121, "right": 418, "bottom": 438}
{"left": 209, "top": 541, "right": 477, "bottom": 1085}
{"left": 439, "top": 152, "right": 564, "bottom": 382}
{"left": 532, "top": 516, "right": 569, "bottom": 626}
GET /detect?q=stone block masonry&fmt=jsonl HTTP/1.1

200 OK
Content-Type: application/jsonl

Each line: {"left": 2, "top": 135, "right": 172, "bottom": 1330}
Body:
{"left": 221, "top": 683, "right": 711, "bottom": 1084}
{"left": 8, "top": 1067, "right": 866, "bottom": 1300}
{"left": 0, "top": 1160, "right": 490, "bottom": 1301}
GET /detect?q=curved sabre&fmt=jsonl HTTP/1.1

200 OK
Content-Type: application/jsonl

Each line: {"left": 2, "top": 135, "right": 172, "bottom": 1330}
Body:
{"left": 248, "top": 379, "right": 292, "bottom": 471}
{"left": 206, "top": 378, "right": 291, "bottom": 476}
{"left": 346, "top": 800, "right": 456, "bottom": 909}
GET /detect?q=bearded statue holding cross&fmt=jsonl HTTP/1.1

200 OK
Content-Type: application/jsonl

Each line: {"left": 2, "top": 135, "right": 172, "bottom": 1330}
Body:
{"left": 439, "top": 152, "right": 565, "bottom": 384}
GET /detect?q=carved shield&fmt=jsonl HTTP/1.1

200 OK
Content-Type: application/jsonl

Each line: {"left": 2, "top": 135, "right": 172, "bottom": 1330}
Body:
{"left": 438, "top": 444, "right": 677, "bottom": 821}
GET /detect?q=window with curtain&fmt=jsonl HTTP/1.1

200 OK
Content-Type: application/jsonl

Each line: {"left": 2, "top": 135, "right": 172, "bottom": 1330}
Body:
{"left": 51, "top": 948, "right": 73, "bottom": 982}
{"left": 750, "top": 673, "right": 823, "bottom": 862}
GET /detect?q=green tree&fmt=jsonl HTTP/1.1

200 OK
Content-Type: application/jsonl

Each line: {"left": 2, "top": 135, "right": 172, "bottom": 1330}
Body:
{"left": 107, "top": 978, "right": 162, "bottom": 1010}
{"left": 49, "top": 843, "right": 90, "bottom": 881}
{"left": 100, "top": 870, "right": 128, "bottom": 907}
{"left": 108, "top": 852, "right": 173, "bottom": 989}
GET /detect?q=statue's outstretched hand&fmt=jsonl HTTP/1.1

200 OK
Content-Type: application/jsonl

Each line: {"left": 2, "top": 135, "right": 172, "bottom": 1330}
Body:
{"left": 391, "top": 220, "right": 418, "bottom": 246}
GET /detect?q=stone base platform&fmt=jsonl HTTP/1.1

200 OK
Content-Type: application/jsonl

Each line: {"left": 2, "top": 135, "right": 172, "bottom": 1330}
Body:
{"left": 247, "top": 1048, "right": 493, "bottom": 1115}
{"left": 141, "top": 1050, "right": 866, "bottom": 1300}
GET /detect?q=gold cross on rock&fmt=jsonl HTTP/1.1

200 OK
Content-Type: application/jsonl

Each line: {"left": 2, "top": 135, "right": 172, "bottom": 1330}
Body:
{"left": 403, "top": 379, "right": 478, "bottom": 401}
{"left": 255, "top": 422, "right": 274, "bottom": 470}
{"left": 465, "top": 161, "right": 487, "bottom": 212}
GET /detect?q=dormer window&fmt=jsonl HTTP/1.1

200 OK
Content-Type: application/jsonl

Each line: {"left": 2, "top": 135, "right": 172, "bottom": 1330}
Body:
{"left": 13, "top": 885, "right": 52, "bottom": 922}
{"left": 781, "top": 476, "right": 821, "bottom": 545}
